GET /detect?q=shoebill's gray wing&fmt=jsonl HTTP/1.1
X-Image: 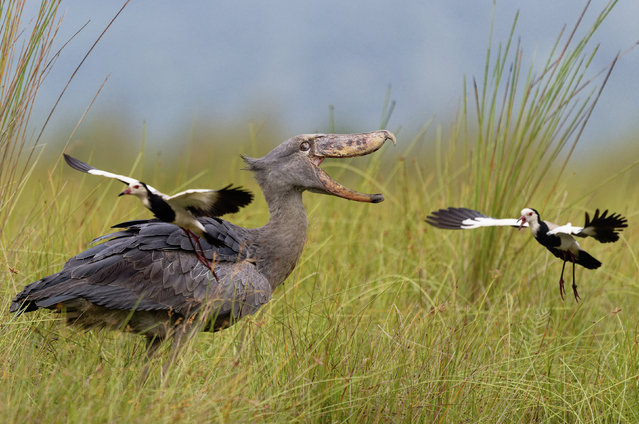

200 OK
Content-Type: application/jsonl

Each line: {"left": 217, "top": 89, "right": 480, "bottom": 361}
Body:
{"left": 10, "top": 219, "right": 270, "bottom": 329}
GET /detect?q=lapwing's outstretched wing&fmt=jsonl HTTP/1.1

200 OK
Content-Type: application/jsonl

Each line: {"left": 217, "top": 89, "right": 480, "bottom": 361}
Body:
{"left": 425, "top": 207, "right": 528, "bottom": 230}
{"left": 168, "top": 185, "right": 253, "bottom": 217}
{"left": 63, "top": 153, "right": 158, "bottom": 192}
{"left": 547, "top": 209, "right": 627, "bottom": 243}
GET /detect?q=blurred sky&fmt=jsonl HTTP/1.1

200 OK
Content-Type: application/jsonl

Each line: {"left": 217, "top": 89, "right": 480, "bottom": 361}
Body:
{"left": 28, "top": 1, "right": 639, "bottom": 149}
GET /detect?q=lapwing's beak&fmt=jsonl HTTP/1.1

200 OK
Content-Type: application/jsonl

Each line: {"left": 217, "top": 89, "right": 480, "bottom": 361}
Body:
{"left": 518, "top": 216, "right": 526, "bottom": 230}
{"left": 118, "top": 188, "right": 131, "bottom": 197}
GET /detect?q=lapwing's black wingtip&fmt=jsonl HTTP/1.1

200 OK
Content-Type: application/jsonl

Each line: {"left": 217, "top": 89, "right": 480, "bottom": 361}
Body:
{"left": 217, "top": 185, "right": 254, "bottom": 210}
{"left": 63, "top": 153, "right": 95, "bottom": 173}
{"left": 424, "top": 216, "right": 450, "bottom": 229}
{"left": 425, "top": 207, "right": 486, "bottom": 230}
{"left": 582, "top": 208, "right": 628, "bottom": 243}
{"left": 187, "top": 186, "right": 253, "bottom": 218}
{"left": 425, "top": 209, "right": 459, "bottom": 229}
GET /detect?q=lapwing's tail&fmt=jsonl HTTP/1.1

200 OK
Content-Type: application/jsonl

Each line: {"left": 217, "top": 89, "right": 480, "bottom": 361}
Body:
{"left": 576, "top": 249, "right": 601, "bottom": 270}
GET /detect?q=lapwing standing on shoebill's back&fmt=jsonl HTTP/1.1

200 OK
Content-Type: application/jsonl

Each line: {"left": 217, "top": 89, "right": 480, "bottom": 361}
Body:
{"left": 63, "top": 153, "right": 253, "bottom": 273}
{"left": 425, "top": 207, "right": 628, "bottom": 301}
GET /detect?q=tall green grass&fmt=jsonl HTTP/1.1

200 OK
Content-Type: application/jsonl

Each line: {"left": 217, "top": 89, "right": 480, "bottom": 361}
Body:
{"left": 2, "top": 1, "right": 639, "bottom": 423}
{"left": 434, "top": 1, "right": 622, "bottom": 299}
{"left": 0, "top": 0, "right": 60, "bottom": 235}
{"left": 2, "top": 140, "right": 637, "bottom": 422}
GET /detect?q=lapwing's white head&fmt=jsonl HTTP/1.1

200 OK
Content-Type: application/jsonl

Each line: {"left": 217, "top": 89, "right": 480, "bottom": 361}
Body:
{"left": 119, "top": 182, "right": 152, "bottom": 207}
{"left": 519, "top": 208, "right": 540, "bottom": 232}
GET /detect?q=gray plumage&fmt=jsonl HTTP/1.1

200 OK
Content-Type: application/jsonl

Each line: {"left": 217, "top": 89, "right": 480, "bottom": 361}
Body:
{"left": 11, "top": 131, "right": 394, "bottom": 354}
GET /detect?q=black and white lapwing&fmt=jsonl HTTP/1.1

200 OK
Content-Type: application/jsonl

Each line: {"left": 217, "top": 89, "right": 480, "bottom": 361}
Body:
{"left": 425, "top": 207, "right": 628, "bottom": 301}
{"left": 63, "top": 153, "right": 253, "bottom": 274}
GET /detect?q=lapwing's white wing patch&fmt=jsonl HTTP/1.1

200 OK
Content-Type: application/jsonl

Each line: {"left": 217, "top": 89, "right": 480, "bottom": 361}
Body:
{"left": 460, "top": 217, "right": 528, "bottom": 229}
{"left": 64, "top": 153, "right": 159, "bottom": 193}
{"left": 425, "top": 207, "right": 528, "bottom": 230}
{"left": 547, "top": 223, "right": 584, "bottom": 236}
{"left": 168, "top": 189, "right": 220, "bottom": 209}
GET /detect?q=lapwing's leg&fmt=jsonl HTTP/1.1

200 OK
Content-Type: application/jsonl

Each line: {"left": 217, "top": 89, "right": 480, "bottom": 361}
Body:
{"left": 559, "top": 257, "right": 567, "bottom": 301}
{"left": 191, "top": 231, "right": 209, "bottom": 262}
{"left": 186, "top": 229, "right": 212, "bottom": 270}
{"left": 182, "top": 229, "right": 207, "bottom": 264}
{"left": 571, "top": 259, "right": 580, "bottom": 302}
{"left": 193, "top": 232, "right": 220, "bottom": 281}
{"left": 182, "top": 229, "right": 210, "bottom": 266}
{"left": 182, "top": 228, "right": 219, "bottom": 281}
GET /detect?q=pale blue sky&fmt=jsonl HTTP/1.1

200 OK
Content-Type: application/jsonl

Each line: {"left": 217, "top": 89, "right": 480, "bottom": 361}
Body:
{"left": 30, "top": 1, "right": 639, "bottom": 148}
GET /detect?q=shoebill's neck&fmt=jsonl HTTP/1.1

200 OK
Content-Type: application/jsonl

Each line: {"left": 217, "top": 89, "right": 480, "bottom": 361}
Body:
{"left": 248, "top": 181, "right": 309, "bottom": 289}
